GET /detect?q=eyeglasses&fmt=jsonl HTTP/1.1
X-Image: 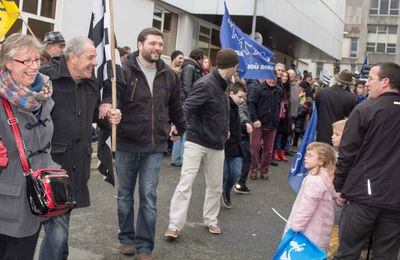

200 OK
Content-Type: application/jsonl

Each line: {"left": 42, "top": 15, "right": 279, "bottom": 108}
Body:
{"left": 13, "top": 58, "right": 41, "bottom": 66}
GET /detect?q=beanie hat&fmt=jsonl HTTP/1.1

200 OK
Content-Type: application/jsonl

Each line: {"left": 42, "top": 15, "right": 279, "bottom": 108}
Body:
{"left": 171, "top": 50, "right": 184, "bottom": 61}
{"left": 216, "top": 48, "right": 239, "bottom": 69}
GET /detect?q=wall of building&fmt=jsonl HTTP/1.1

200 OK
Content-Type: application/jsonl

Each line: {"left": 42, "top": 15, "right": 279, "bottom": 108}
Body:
{"left": 58, "top": 0, "right": 155, "bottom": 50}
{"left": 162, "top": 0, "right": 345, "bottom": 60}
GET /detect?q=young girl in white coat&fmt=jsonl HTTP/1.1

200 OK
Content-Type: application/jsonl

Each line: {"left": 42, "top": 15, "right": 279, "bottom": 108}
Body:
{"left": 284, "top": 142, "right": 337, "bottom": 250}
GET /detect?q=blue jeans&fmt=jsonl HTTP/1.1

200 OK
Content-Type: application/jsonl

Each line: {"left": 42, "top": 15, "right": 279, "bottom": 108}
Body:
{"left": 115, "top": 151, "right": 163, "bottom": 254}
{"left": 223, "top": 157, "right": 243, "bottom": 193}
{"left": 170, "top": 132, "right": 186, "bottom": 165}
{"left": 39, "top": 211, "right": 71, "bottom": 260}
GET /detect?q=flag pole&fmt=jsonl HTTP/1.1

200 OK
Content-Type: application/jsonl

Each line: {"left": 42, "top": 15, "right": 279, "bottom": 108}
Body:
{"left": 108, "top": 0, "right": 117, "bottom": 152}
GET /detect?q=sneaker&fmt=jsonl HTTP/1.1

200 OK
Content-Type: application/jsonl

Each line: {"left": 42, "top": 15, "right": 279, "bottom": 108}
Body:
{"left": 208, "top": 224, "right": 222, "bottom": 234}
{"left": 234, "top": 183, "right": 250, "bottom": 194}
{"left": 118, "top": 243, "right": 135, "bottom": 255}
{"left": 164, "top": 228, "right": 178, "bottom": 239}
{"left": 271, "top": 161, "right": 278, "bottom": 166}
{"left": 137, "top": 253, "right": 153, "bottom": 260}
{"left": 222, "top": 192, "right": 232, "bottom": 209}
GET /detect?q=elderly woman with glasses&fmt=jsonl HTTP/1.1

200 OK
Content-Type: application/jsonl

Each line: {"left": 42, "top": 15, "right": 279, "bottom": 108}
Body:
{"left": 0, "top": 33, "right": 58, "bottom": 259}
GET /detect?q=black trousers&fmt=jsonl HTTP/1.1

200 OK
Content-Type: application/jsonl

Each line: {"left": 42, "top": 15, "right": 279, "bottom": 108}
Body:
{"left": 0, "top": 229, "right": 40, "bottom": 260}
{"left": 238, "top": 142, "right": 252, "bottom": 185}
{"left": 334, "top": 201, "right": 400, "bottom": 260}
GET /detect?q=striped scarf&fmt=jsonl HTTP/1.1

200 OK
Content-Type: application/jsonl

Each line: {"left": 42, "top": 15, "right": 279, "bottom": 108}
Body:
{"left": 0, "top": 69, "right": 52, "bottom": 111}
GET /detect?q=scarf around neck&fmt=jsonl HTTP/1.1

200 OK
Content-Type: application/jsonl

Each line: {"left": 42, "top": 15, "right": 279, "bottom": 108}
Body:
{"left": 0, "top": 69, "right": 53, "bottom": 111}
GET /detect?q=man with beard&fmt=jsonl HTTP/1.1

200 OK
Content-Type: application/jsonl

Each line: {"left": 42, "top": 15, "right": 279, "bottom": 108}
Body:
{"left": 103, "top": 28, "right": 186, "bottom": 260}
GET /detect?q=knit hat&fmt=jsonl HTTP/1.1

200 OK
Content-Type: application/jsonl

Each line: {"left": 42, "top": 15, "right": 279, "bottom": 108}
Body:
{"left": 43, "top": 31, "right": 65, "bottom": 44}
{"left": 170, "top": 50, "right": 184, "bottom": 61}
{"left": 216, "top": 48, "right": 239, "bottom": 69}
{"left": 335, "top": 69, "right": 356, "bottom": 85}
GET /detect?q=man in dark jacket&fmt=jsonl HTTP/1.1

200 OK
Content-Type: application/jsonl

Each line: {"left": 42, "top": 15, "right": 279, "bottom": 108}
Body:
{"left": 315, "top": 69, "right": 358, "bottom": 145}
{"left": 333, "top": 62, "right": 400, "bottom": 259}
{"left": 248, "top": 74, "right": 283, "bottom": 180}
{"left": 180, "top": 48, "right": 204, "bottom": 100}
{"left": 103, "top": 28, "right": 185, "bottom": 260}
{"left": 39, "top": 36, "right": 121, "bottom": 260}
{"left": 164, "top": 48, "right": 239, "bottom": 239}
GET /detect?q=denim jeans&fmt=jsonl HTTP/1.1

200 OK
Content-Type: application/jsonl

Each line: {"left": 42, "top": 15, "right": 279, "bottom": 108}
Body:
{"left": 115, "top": 151, "right": 163, "bottom": 254}
{"left": 223, "top": 157, "right": 243, "bottom": 193}
{"left": 39, "top": 210, "right": 71, "bottom": 260}
{"left": 171, "top": 132, "right": 186, "bottom": 166}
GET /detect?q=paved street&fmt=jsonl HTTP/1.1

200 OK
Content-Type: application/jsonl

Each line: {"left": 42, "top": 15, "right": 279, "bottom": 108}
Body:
{"left": 35, "top": 154, "right": 298, "bottom": 260}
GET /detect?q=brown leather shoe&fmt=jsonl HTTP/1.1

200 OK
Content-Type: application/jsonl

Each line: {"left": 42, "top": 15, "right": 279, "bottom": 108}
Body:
{"left": 137, "top": 253, "right": 153, "bottom": 260}
{"left": 119, "top": 243, "right": 135, "bottom": 255}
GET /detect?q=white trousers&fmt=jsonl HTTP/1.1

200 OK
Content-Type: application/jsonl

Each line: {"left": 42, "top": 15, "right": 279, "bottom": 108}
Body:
{"left": 168, "top": 141, "right": 224, "bottom": 231}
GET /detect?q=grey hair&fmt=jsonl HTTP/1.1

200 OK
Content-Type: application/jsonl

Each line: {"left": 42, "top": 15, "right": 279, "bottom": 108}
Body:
{"left": 64, "top": 36, "right": 94, "bottom": 57}
{"left": 0, "top": 33, "right": 43, "bottom": 67}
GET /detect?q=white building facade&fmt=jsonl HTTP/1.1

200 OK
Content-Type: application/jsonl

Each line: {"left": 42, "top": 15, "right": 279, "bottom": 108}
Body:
{"left": 8, "top": 0, "right": 345, "bottom": 76}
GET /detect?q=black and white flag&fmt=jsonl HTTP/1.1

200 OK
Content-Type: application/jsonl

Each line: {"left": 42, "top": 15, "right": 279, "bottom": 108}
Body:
{"left": 88, "top": 0, "right": 125, "bottom": 186}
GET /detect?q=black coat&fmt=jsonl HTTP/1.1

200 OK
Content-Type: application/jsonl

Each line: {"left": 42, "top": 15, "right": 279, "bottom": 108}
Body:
{"left": 225, "top": 97, "right": 242, "bottom": 157}
{"left": 315, "top": 85, "right": 358, "bottom": 145}
{"left": 249, "top": 81, "right": 283, "bottom": 129}
{"left": 40, "top": 55, "right": 100, "bottom": 208}
{"left": 334, "top": 93, "right": 400, "bottom": 211}
{"left": 180, "top": 58, "right": 204, "bottom": 101}
{"left": 113, "top": 51, "right": 186, "bottom": 153}
{"left": 184, "top": 69, "right": 229, "bottom": 150}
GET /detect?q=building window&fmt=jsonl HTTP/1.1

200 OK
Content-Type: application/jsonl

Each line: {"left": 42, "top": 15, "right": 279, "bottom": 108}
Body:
{"left": 193, "top": 22, "right": 220, "bottom": 65}
{"left": 350, "top": 38, "right": 359, "bottom": 58}
{"left": 316, "top": 62, "right": 323, "bottom": 77}
{"left": 152, "top": 6, "right": 179, "bottom": 57}
{"left": 369, "top": 0, "right": 399, "bottom": 15}
{"left": 387, "top": 43, "right": 397, "bottom": 53}
{"left": 367, "top": 42, "right": 376, "bottom": 52}
{"left": 6, "top": 0, "right": 57, "bottom": 39}
{"left": 367, "top": 24, "right": 397, "bottom": 54}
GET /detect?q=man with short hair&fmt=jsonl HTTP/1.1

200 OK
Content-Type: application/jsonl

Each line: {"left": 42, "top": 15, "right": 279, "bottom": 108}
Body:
{"left": 39, "top": 36, "right": 121, "bottom": 260}
{"left": 164, "top": 48, "right": 239, "bottom": 239}
{"left": 181, "top": 48, "right": 204, "bottom": 99}
{"left": 103, "top": 28, "right": 186, "bottom": 260}
{"left": 334, "top": 62, "right": 400, "bottom": 259}
{"left": 170, "top": 50, "right": 184, "bottom": 73}
{"left": 41, "top": 31, "right": 66, "bottom": 64}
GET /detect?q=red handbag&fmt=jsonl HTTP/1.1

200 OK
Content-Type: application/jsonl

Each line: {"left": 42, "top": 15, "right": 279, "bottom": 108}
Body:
{"left": 1, "top": 97, "right": 74, "bottom": 217}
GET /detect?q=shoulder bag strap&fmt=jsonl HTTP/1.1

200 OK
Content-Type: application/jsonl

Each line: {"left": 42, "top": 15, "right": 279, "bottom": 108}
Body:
{"left": 1, "top": 97, "right": 31, "bottom": 174}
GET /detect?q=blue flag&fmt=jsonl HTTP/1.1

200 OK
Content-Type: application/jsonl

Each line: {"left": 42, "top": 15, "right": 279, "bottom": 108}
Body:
{"left": 288, "top": 103, "right": 317, "bottom": 193}
{"left": 360, "top": 55, "right": 369, "bottom": 77}
{"left": 220, "top": 2, "right": 275, "bottom": 80}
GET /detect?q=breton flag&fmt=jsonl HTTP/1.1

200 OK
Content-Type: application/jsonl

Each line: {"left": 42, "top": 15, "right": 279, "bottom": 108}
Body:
{"left": 319, "top": 71, "right": 332, "bottom": 86}
{"left": 288, "top": 102, "right": 317, "bottom": 193}
{"left": 0, "top": 0, "right": 20, "bottom": 39}
{"left": 220, "top": 2, "right": 275, "bottom": 80}
{"left": 88, "top": 0, "right": 125, "bottom": 186}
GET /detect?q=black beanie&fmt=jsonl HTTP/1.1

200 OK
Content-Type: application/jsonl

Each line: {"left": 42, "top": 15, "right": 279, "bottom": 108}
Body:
{"left": 216, "top": 48, "right": 239, "bottom": 69}
{"left": 171, "top": 50, "right": 184, "bottom": 61}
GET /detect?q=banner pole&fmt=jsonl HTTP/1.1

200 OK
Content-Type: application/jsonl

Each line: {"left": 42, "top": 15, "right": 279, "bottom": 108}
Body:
{"left": 108, "top": 0, "right": 117, "bottom": 152}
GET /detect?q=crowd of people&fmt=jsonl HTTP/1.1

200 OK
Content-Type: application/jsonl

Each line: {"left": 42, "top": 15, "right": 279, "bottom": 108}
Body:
{"left": 0, "top": 27, "right": 399, "bottom": 260}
